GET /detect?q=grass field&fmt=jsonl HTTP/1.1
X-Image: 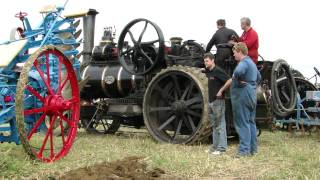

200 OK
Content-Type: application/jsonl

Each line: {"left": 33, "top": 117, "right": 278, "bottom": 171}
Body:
{"left": 1, "top": 127, "right": 320, "bottom": 179}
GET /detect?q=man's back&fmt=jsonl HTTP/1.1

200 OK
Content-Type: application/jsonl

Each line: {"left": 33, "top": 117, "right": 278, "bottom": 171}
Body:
{"left": 206, "top": 27, "right": 238, "bottom": 52}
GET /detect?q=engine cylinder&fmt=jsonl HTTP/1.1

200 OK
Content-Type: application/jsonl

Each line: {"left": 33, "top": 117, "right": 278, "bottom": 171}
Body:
{"left": 81, "top": 62, "right": 142, "bottom": 99}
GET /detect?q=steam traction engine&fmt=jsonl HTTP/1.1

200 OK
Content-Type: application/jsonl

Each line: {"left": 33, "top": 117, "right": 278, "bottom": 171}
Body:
{"left": 80, "top": 18, "right": 265, "bottom": 144}
{"left": 80, "top": 17, "right": 317, "bottom": 143}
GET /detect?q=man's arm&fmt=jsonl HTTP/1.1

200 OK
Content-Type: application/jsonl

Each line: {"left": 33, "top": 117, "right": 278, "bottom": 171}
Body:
{"left": 230, "top": 30, "right": 240, "bottom": 42}
{"left": 205, "top": 33, "right": 217, "bottom": 53}
{"left": 217, "top": 79, "right": 232, "bottom": 97}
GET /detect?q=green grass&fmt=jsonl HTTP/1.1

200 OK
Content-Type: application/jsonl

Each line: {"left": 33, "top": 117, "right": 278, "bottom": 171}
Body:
{"left": 1, "top": 128, "right": 320, "bottom": 179}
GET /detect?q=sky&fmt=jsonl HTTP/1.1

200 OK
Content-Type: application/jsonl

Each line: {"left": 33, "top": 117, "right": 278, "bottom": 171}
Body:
{"left": 1, "top": 0, "right": 319, "bottom": 80}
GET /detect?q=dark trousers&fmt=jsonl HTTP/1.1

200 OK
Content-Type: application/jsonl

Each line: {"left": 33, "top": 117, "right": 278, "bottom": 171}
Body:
{"left": 215, "top": 48, "right": 233, "bottom": 71}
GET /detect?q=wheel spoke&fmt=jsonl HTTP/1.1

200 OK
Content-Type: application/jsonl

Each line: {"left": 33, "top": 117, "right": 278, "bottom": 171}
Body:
{"left": 141, "top": 39, "right": 159, "bottom": 45}
{"left": 64, "top": 98, "right": 79, "bottom": 106}
{"left": 140, "top": 49, "right": 154, "bottom": 65}
{"left": 150, "top": 106, "right": 172, "bottom": 112}
{"left": 186, "top": 82, "right": 195, "bottom": 99}
{"left": 138, "top": 21, "right": 148, "bottom": 43}
{"left": 128, "top": 30, "right": 137, "bottom": 44}
{"left": 60, "top": 119, "right": 66, "bottom": 146}
{"left": 24, "top": 107, "right": 46, "bottom": 116}
{"left": 26, "top": 85, "right": 45, "bottom": 102}
{"left": 38, "top": 132, "right": 50, "bottom": 156}
{"left": 172, "top": 119, "right": 182, "bottom": 140}
{"left": 38, "top": 115, "right": 56, "bottom": 156}
{"left": 158, "top": 115, "right": 176, "bottom": 131}
{"left": 59, "top": 113, "right": 74, "bottom": 127}
{"left": 34, "top": 60, "right": 54, "bottom": 95}
{"left": 45, "top": 52, "right": 51, "bottom": 87}
{"left": 49, "top": 115, "right": 57, "bottom": 159}
{"left": 180, "top": 81, "right": 193, "bottom": 100}
{"left": 58, "top": 76, "right": 69, "bottom": 95}
{"left": 189, "top": 103, "right": 203, "bottom": 109}
{"left": 186, "top": 109, "right": 202, "bottom": 118}
{"left": 276, "top": 76, "right": 287, "bottom": 83}
{"left": 280, "top": 89, "right": 290, "bottom": 102}
{"left": 170, "top": 75, "right": 182, "bottom": 99}
{"left": 58, "top": 55, "right": 62, "bottom": 94}
{"left": 153, "top": 84, "right": 175, "bottom": 103}
{"left": 27, "top": 113, "right": 47, "bottom": 140}
{"left": 185, "top": 96, "right": 202, "bottom": 106}
{"left": 186, "top": 115, "right": 196, "bottom": 131}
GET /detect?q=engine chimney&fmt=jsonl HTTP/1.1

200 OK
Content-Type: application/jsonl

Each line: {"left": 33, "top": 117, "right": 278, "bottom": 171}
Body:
{"left": 82, "top": 9, "right": 99, "bottom": 66}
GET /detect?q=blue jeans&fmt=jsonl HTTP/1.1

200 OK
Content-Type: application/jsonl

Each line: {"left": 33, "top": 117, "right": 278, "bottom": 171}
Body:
{"left": 231, "top": 84, "right": 258, "bottom": 155}
{"left": 209, "top": 99, "right": 227, "bottom": 152}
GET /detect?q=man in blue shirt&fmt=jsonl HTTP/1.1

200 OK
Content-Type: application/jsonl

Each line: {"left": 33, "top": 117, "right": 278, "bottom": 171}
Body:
{"left": 231, "top": 42, "right": 261, "bottom": 157}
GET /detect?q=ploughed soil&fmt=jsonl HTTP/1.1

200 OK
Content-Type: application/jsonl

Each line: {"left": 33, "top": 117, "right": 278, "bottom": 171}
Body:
{"left": 59, "top": 156, "right": 181, "bottom": 180}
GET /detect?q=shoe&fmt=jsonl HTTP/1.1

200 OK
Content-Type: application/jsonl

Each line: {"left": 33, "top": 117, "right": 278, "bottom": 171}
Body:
{"left": 211, "top": 150, "right": 222, "bottom": 155}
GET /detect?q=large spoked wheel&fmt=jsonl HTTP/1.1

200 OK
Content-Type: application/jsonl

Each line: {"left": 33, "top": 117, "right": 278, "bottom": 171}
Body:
{"left": 271, "top": 59, "right": 297, "bottom": 117}
{"left": 16, "top": 45, "right": 80, "bottom": 162}
{"left": 118, "top": 18, "right": 165, "bottom": 75}
{"left": 143, "top": 65, "right": 210, "bottom": 144}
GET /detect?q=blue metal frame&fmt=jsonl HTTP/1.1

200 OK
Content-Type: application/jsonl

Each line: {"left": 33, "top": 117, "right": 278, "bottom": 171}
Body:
{"left": 274, "top": 92, "right": 320, "bottom": 129}
{"left": 0, "top": 4, "right": 81, "bottom": 144}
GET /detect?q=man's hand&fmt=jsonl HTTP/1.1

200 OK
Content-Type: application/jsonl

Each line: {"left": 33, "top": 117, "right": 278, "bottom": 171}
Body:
{"left": 216, "top": 90, "right": 223, "bottom": 97}
{"left": 228, "top": 40, "right": 236, "bottom": 45}
{"left": 231, "top": 34, "right": 240, "bottom": 42}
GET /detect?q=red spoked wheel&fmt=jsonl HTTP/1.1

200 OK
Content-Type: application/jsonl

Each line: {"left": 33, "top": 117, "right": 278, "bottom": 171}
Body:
{"left": 15, "top": 45, "right": 80, "bottom": 162}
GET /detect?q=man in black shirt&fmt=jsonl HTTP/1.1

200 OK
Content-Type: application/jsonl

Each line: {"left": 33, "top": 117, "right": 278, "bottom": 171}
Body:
{"left": 203, "top": 53, "right": 232, "bottom": 155}
{"left": 206, "top": 19, "right": 239, "bottom": 69}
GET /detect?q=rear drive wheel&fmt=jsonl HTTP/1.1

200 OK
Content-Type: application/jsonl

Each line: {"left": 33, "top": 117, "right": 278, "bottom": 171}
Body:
{"left": 143, "top": 65, "right": 211, "bottom": 144}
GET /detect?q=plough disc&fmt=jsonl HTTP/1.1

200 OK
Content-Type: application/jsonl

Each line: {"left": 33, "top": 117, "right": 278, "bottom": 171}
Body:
{"left": 15, "top": 45, "right": 80, "bottom": 162}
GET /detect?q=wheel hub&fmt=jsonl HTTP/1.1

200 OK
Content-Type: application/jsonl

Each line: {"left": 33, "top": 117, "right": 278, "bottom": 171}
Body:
{"left": 171, "top": 100, "right": 187, "bottom": 114}
{"left": 45, "top": 95, "right": 71, "bottom": 114}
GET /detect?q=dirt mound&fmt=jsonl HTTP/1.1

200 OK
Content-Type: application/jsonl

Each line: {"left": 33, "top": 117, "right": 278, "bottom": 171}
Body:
{"left": 59, "top": 156, "right": 180, "bottom": 180}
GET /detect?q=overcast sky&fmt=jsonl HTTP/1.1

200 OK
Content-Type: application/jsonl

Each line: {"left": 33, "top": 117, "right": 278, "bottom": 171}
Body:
{"left": 1, "top": 0, "right": 319, "bottom": 79}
